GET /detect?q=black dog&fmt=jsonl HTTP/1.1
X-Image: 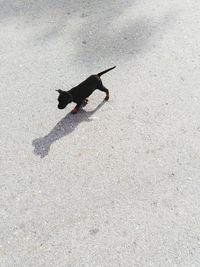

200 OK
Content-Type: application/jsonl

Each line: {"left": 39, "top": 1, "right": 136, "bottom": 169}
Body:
{"left": 56, "top": 66, "right": 116, "bottom": 114}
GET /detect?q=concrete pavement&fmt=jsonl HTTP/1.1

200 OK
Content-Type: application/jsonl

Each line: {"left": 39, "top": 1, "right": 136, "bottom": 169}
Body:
{"left": 1, "top": 0, "right": 200, "bottom": 266}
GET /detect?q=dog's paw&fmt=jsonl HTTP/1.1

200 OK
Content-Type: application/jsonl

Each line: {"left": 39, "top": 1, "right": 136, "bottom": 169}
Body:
{"left": 104, "top": 95, "right": 109, "bottom": 101}
{"left": 71, "top": 107, "right": 78, "bottom": 114}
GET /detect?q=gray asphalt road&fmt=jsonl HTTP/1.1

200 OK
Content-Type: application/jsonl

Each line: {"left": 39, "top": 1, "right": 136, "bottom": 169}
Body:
{"left": 1, "top": 0, "right": 200, "bottom": 266}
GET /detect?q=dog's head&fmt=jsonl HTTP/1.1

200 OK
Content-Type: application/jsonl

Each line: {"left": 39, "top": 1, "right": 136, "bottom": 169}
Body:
{"left": 56, "top": 89, "right": 73, "bottom": 109}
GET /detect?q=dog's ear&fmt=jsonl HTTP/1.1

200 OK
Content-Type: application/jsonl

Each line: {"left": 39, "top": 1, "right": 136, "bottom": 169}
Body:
{"left": 56, "top": 89, "right": 62, "bottom": 93}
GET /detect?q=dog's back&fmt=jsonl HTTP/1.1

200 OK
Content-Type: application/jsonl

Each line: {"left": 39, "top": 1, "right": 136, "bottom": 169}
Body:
{"left": 70, "top": 75, "right": 102, "bottom": 101}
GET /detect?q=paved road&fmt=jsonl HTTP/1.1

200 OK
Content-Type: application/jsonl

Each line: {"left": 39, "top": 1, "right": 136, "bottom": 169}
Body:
{"left": 1, "top": 0, "right": 200, "bottom": 266}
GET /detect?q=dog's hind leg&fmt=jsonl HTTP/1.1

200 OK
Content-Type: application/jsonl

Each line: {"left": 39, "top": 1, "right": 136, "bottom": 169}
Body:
{"left": 98, "top": 85, "right": 109, "bottom": 100}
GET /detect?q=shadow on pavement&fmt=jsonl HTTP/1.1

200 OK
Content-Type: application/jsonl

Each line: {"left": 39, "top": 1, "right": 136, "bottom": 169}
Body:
{"left": 32, "top": 100, "right": 105, "bottom": 158}
{"left": 1, "top": 1, "right": 175, "bottom": 66}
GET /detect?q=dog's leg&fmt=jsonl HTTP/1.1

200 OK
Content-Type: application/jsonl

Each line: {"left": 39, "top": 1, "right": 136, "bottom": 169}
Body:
{"left": 71, "top": 102, "right": 82, "bottom": 114}
{"left": 71, "top": 99, "right": 88, "bottom": 114}
{"left": 98, "top": 85, "right": 109, "bottom": 100}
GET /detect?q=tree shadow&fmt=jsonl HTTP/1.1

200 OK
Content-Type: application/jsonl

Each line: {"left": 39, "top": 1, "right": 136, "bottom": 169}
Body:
{"left": 32, "top": 100, "right": 105, "bottom": 158}
{"left": 74, "top": 13, "right": 175, "bottom": 69}
{"left": 1, "top": 0, "right": 175, "bottom": 65}
{"left": 0, "top": 0, "right": 69, "bottom": 20}
{"left": 33, "top": 0, "right": 137, "bottom": 46}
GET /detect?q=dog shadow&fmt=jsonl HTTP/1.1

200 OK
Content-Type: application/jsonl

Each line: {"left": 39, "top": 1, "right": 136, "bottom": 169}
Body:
{"left": 32, "top": 101, "right": 105, "bottom": 158}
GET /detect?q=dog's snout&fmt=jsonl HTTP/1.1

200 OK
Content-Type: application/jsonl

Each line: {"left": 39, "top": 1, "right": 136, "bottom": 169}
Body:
{"left": 58, "top": 104, "right": 64, "bottom": 109}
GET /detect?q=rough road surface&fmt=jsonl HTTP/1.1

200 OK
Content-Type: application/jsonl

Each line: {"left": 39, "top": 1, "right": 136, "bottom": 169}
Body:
{"left": 1, "top": 0, "right": 200, "bottom": 266}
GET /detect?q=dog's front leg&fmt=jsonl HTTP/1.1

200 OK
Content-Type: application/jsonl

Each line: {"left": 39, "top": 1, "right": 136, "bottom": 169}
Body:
{"left": 71, "top": 102, "right": 82, "bottom": 114}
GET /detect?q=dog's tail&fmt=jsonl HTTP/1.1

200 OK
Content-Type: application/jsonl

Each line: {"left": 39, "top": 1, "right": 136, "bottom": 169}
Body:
{"left": 97, "top": 66, "right": 116, "bottom": 77}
